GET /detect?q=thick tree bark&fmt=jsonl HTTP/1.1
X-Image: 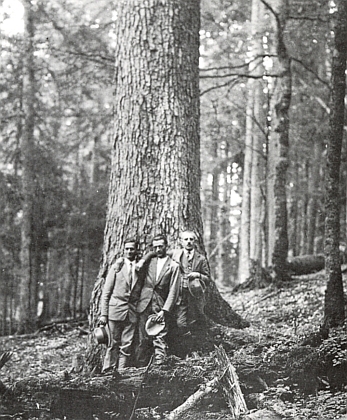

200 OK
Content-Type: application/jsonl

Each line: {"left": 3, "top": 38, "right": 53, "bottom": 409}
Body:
{"left": 105, "top": 0, "right": 202, "bottom": 255}
{"left": 323, "top": 0, "right": 347, "bottom": 329}
{"left": 88, "top": 0, "right": 248, "bottom": 368}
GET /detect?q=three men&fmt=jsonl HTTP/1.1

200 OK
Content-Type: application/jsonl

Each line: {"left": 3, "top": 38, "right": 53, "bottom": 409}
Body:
{"left": 99, "top": 238, "right": 143, "bottom": 372}
{"left": 98, "top": 231, "right": 209, "bottom": 370}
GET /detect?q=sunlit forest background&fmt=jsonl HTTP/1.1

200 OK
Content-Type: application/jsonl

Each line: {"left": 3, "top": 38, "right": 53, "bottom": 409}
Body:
{"left": 0, "top": 0, "right": 343, "bottom": 332}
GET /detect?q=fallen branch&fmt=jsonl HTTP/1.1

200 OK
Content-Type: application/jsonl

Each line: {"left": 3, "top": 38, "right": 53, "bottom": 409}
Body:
{"left": 166, "top": 346, "right": 248, "bottom": 419}
{"left": 166, "top": 376, "right": 220, "bottom": 420}
{"left": 0, "top": 351, "right": 12, "bottom": 370}
{"left": 215, "top": 345, "right": 248, "bottom": 418}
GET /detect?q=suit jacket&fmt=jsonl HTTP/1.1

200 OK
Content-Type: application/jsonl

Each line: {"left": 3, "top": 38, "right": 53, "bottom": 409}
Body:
{"left": 137, "top": 256, "right": 180, "bottom": 314}
{"left": 171, "top": 248, "right": 210, "bottom": 285}
{"left": 170, "top": 248, "right": 210, "bottom": 305}
{"left": 101, "top": 260, "right": 143, "bottom": 322}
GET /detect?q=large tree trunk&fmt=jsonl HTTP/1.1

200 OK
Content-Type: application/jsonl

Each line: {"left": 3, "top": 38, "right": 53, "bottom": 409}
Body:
{"left": 88, "top": 0, "right": 248, "bottom": 368}
{"left": 17, "top": 0, "right": 38, "bottom": 334}
{"left": 323, "top": 0, "right": 347, "bottom": 329}
{"left": 264, "top": 0, "right": 291, "bottom": 281}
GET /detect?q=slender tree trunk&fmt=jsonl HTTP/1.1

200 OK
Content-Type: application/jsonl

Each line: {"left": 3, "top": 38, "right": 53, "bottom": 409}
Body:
{"left": 79, "top": 250, "right": 85, "bottom": 317}
{"left": 238, "top": 0, "right": 266, "bottom": 283}
{"left": 60, "top": 251, "right": 73, "bottom": 319}
{"left": 323, "top": 0, "right": 347, "bottom": 329}
{"left": 300, "top": 161, "right": 309, "bottom": 255}
{"left": 238, "top": 95, "right": 252, "bottom": 283}
{"left": 220, "top": 171, "right": 232, "bottom": 287}
{"left": 307, "top": 140, "right": 323, "bottom": 255}
{"left": 249, "top": 0, "right": 266, "bottom": 264}
{"left": 17, "top": 0, "right": 38, "bottom": 333}
{"left": 288, "top": 157, "right": 299, "bottom": 257}
{"left": 209, "top": 147, "right": 220, "bottom": 280}
{"left": 264, "top": 0, "right": 291, "bottom": 281}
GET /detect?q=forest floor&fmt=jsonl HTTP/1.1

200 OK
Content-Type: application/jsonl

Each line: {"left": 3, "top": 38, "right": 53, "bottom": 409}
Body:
{"left": 0, "top": 269, "right": 347, "bottom": 420}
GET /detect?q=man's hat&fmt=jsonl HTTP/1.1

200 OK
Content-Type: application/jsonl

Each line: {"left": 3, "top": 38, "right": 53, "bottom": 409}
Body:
{"left": 188, "top": 278, "right": 206, "bottom": 299}
{"left": 93, "top": 324, "right": 112, "bottom": 347}
{"left": 145, "top": 314, "right": 165, "bottom": 337}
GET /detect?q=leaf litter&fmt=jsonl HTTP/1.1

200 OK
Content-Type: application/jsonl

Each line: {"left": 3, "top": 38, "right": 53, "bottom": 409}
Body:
{"left": 0, "top": 269, "right": 345, "bottom": 419}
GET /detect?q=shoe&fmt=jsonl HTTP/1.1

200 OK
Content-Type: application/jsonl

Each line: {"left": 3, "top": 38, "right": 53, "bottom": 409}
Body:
{"left": 112, "top": 369, "right": 123, "bottom": 379}
{"left": 102, "top": 366, "right": 114, "bottom": 375}
{"left": 118, "top": 355, "right": 128, "bottom": 370}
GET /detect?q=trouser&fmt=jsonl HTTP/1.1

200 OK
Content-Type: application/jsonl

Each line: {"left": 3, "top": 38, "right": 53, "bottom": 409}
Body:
{"left": 173, "top": 287, "right": 209, "bottom": 356}
{"left": 136, "top": 306, "right": 168, "bottom": 366}
{"left": 173, "top": 288, "right": 193, "bottom": 356}
{"left": 102, "top": 317, "right": 137, "bottom": 372}
{"left": 175, "top": 287, "right": 190, "bottom": 334}
{"left": 176, "top": 287, "right": 206, "bottom": 329}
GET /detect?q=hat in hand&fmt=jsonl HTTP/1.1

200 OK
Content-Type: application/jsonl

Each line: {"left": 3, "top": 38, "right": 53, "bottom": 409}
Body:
{"left": 93, "top": 324, "right": 112, "bottom": 347}
{"left": 145, "top": 314, "right": 165, "bottom": 337}
{"left": 188, "top": 277, "right": 206, "bottom": 299}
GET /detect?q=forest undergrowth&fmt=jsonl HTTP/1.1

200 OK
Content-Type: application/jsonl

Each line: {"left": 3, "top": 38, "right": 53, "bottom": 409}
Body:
{"left": 0, "top": 269, "right": 346, "bottom": 420}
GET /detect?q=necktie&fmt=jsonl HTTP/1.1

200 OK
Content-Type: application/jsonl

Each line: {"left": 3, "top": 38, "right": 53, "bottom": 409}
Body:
{"left": 129, "top": 262, "right": 133, "bottom": 289}
{"left": 187, "top": 251, "right": 193, "bottom": 262}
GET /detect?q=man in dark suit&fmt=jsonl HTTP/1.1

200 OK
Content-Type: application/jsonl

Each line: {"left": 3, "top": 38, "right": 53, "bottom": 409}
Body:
{"left": 136, "top": 234, "right": 180, "bottom": 366}
{"left": 99, "top": 237, "right": 143, "bottom": 372}
{"left": 171, "top": 231, "right": 210, "bottom": 337}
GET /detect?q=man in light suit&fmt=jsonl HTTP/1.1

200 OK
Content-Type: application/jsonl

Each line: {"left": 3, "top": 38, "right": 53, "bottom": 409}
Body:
{"left": 136, "top": 231, "right": 210, "bottom": 357}
{"left": 136, "top": 234, "right": 180, "bottom": 366}
{"left": 99, "top": 237, "right": 143, "bottom": 372}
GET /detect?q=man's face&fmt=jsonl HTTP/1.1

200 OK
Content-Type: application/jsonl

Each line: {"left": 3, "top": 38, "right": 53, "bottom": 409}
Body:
{"left": 152, "top": 239, "right": 167, "bottom": 258}
{"left": 180, "top": 232, "right": 195, "bottom": 251}
{"left": 124, "top": 242, "right": 137, "bottom": 261}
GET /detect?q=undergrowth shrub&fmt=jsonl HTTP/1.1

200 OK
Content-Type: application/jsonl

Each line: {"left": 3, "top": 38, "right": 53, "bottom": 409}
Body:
{"left": 316, "top": 325, "right": 347, "bottom": 390}
{"left": 283, "top": 324, "right": 347, "bottom": 393}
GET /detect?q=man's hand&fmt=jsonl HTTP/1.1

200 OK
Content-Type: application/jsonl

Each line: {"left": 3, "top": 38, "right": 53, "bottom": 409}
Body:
{"left": 114, "top": 257, "right": 125, "bottom": 272}
{"left": 99, "top": 316, "right": 108, "bottom": 326}
{"left": 154, "top": 310, "right": 165, "bottom": 323}
{"left": 135, "top": 259, "right": 145, "bottom": 271}
{"left": 187, "top": 272, "right": 200, "bottom": 281}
